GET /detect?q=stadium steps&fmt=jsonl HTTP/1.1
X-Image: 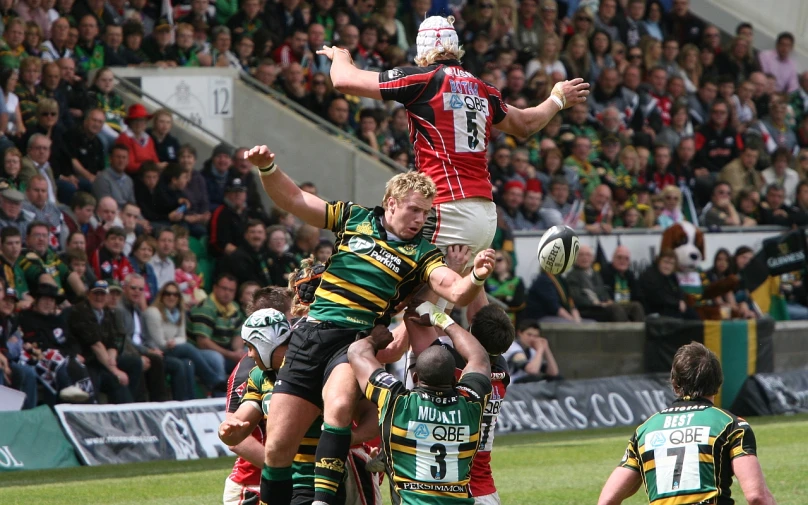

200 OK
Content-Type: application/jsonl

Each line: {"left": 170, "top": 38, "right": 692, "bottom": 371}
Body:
{"left": 108, "top": 67, "right": 404, "bottom": 206}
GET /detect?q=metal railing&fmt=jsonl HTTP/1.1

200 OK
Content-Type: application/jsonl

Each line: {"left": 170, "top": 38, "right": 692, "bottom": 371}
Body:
{"left": 239, "top": 72, "right": 406, "bottom": 174}
{"left": 115, "top": 77, "right": 234, "bottom": 149}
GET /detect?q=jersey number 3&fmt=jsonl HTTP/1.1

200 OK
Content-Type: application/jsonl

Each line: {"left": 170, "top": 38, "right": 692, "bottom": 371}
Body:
{"left": 444, "top": 93, "right": 488, "bottom": 154}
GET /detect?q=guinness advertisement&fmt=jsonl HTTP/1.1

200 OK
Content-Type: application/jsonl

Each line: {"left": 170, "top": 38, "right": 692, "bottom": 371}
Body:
{"left": 54, "top": 398, "right": 234, "bottom": 466}
{"left": 495, "top": 374, "right": 675, "bottom": 434}
{"left": 762, "top": 229, "right": 807, "bottom": 276}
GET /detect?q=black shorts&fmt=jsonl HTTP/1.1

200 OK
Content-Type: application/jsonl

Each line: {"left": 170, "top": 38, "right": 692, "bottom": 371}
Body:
{"left": 274, "top": 321, "right": 360, "bottom": 408}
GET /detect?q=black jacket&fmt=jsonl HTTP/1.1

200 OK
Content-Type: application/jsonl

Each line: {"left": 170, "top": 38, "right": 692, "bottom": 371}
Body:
{"left": 218, "top": 245, "right": 274, "bottom": 287}
{"left": 600, "top": 263, "right": 643, "bottom": 303}
{"left": 638, "top": 265, "right": 685, "bottom": 318}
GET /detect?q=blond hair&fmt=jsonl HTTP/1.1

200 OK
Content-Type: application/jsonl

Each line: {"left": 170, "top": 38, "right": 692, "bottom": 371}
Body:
{"left": 288, "top": 256, "right": 317, "bottom": 317}
{"left": 382, "top": 171, "right": 437, "bottom": 208}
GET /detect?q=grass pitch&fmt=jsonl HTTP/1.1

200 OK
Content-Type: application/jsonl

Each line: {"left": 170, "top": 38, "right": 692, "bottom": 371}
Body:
{"left": 1, "top": 414, "right": 805, "bottom": 505}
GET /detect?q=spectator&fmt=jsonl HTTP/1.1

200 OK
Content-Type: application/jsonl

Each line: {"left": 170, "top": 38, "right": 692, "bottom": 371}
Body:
{"left": 209, "top": 26, "right": 239, "bottom": 68}
{"left": 87, "top": 67, "right": 125, "bottom": 149}
{"left": 69, "top": 279, "right": 141, "bottom": 404}
{"left": 21, "top": 99, "right": 70, "bottom": 180}
{"left": 218, "top": 219, "right": 273, "bottom": 287}
{"left": 90, "top": 194, "right": 123, "bottom": 234}
{"left": 657, "top": 185, "right": 685, "bottom": 229}
{"left": 16, "top": 57, "right": 41, "bottom": 128}
{"left": 40, "top": 17, "right": 73, "bottom": 62}
{"left": 718, "top": 145, "right": 762, "bottom": 200}
{"left": 188, "top": 273, "right": 244, "bottom": 373}
{"left": 314, "top": 240, "right": 333, "bottom": 264}
{"left": 115, "top": 104, "right": 162, "bottom": 174}
{"left": 758, "top": 32, "right": 798, "bottom": 93}
{"left": 102, "top": 22, "right": 141, "bottom": 67}
{"left": 758, "top": 183, "right": 799, "bottom": 227}
{"left": 201, "top": 142, "right": 233, "bottom": 212}
{"left": 153, "top": 163, "right": 192, "bottom": 229}
{"left": 142, "top": 20, "right": 175, "bottom": 66}
{"left": 657, "top": 102, "right": 694, "bottom": 153}
{"left": 0, "top": 280, "right": 38, "bottom": 408}
{"left": 0, "top": 18, "right": 26, "bottom": 69}
{"left": 92, "top": 144, "right": 135, "bottom": 207}
{"left": 56, "top": 58, "right": 91, "bottom": 124}
{"left": 583, "top": 184, "right": 613, "bottom": 234}
{"left": 499, "top": 180, "right": 525, "bottom": 231}
{"left": 639, "top": 249, "right": 699, "bottom": 319}
{"left": 695, "top": 98, "right": 743, "bottom": 175}
{"left": 177, "top": 145, "right": 210, "bottom": 236}
{"left": 702, "top": 181, "right": 755, "bottom": 227}
{"left": 791, "top": 72, "right": 808, "bottom": 125}
{"left": 175, "top": 250, "right": 206, "bottom": 306}
{"left": 144, "top": 280, "right": 227, "bottom": 394}
{"left": 266, "top": 224, "right": 297, "bottom": 286}
{"left": 128, "top": 234, "right": 158, "bottom": 303}
{"left": 0, "top": 187, "right": 35, "bottom": 240}
{"left": 567, "top": 244, "right": 644, "bottom": 322}
{"left": 118, "top": 203, "right": 144, "bottom": 255}
{"left": 147, "top": 109, "right": 179, "bottom": 163}
{"left": 326, "top": 96, "right": 353, "bottom": 134}
{"left": 62, "top": 191, "right": 103, "bottom": 253}
{"left": 541, "top": 177, "right": 577, "bottom": 227}
{"left": 73, "top": 15, "right": 106, "bottom": 75}
{"left": 731, "top": 246, "right": 758, "bottom": 318}
{"left": 121, "top": 20, "right": 147, "bottom": 62}
{"left": 134, "top": 162, "right": 161, "bottom": 222}
{"left": 564, "top": 135, "right": 599, "bottom": 198}
{"left": 89, "top": 226, "right": 133, "bottom": 283}
{"left": 20, "top": 132, "right": 59, "bottom": 194}
{"left": 665, "top": 0, "right": 704, "bottom": 46}
{"left": 18, "top": 282, "right": 90, "bottom": 405}
{"left": 23, "top": 174, "right": 65, "bottom": 248}
{"left": 62, "top": 107, "right": 106, "bottom": 202}
{"left": 149, "top": 227, "right": 176, "bottom": 290}
{"left": 166, "top": 23, "right": 202, "bottom": 67}
{"left": 522, "top": 271, "right": 588, "bottom": 323}
{"left": 600, "top": 245, "right": 644, "bottom": 310}
{"left": 288, "top": 224, "right": 320, "bottom": 264}
{"left": 230, "top": 146, "right": 270, "bottom": 223}
{"left": 502, "top": 321, "right": 559, "bottom": 383}
{"left": 488, "top": 145, "right": 515, "bottom": 198}
{"left": 485, "top": 250, "right": 525, "bottom": 322}
{"left": 209, "top": 176, "right": 249, "bottom": 257}
{"left": 63, "top": 245, "right": 96, "bottom": 304}
{"left": 0, "top": 227, "right": 32, "bottom": 307}
{"left": 118, "top": 273, "right": 195, "bottom": 401}
{"left": 514, "top": 179, "right": 550, "bottom": 230}
{"left": 561, "top": 33, "right": 592, "bottom": 81}
{"left": 754, "top": 94, "right": 798, "bottom": 155}
{"left": 761, "top": 148, "right": 800, "bottom": 205}
{"left": 688, "top": 77, "right": 717, "bottom": 126}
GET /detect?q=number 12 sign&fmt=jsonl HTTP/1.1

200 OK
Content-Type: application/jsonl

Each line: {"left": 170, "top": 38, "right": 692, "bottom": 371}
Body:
{"left": 209, "top": 77, "right": 233, "bottom": 118}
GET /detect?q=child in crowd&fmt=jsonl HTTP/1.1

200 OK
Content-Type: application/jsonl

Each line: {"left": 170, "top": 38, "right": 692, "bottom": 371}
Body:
{"left": 175, "top": 250, "right": 206, "bottom": 306}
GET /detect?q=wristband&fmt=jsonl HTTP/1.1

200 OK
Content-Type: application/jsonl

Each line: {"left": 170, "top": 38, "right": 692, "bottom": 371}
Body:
{"left": 549, "top": 94, "right": 564, "bottom": 111}
{"left": 550, "top": 82, "right": 566, "bottom": 110}
{"left": 471, "top": 270, "right": 486, "bottom": 286}
{"left": 415, "top": 301, "right": 456, "bottom": 330}
{"left": 258, "top": 161, "right": 277, "bottom": 175}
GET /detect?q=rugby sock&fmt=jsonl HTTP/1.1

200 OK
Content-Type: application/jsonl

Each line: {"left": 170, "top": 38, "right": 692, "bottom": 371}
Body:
{"left": 260, "top": 465, "right": 293, "bottom": 505}
{"left": 313, "top": 423, "right": 351, "bottom": 504}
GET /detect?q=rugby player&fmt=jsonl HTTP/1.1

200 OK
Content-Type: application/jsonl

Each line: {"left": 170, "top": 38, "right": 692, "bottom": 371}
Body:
{"left": 245, "top": 145, "right": 495, "bottom": 505}
{"left": 597, "top": 342, "right": 777, "bottom": 505}
{"left": 317, "top": 15, "right": 589, "bottom": 321}
{"left": 348, "top": 301, "right": 492, "bottom": 505}
{"left": 405, "top": 303, "right": 514, "bottom": 505}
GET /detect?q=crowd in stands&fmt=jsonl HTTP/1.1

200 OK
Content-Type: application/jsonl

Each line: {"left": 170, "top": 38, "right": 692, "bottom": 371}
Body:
{"left": 2, "top": 0, "right": 808, "bottom": 406}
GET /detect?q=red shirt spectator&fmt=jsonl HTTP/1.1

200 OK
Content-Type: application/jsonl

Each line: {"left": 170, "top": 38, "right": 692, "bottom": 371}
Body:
{"left": 89, "top": 227, "right": 134, "bottom": 283}
{"left": 114, "top": 104, "right": 162, "bottom": 174}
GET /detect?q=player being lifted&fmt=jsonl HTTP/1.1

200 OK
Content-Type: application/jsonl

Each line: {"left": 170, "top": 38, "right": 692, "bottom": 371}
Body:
{"left": 598, "top": 342, "right": 776, "bottom": 505}
{"left": 317, "top": 15, "right": 589, "bottom": 321}
{"left": 244, "top": 145, "right": 495, "bottom": 505}
{"left": 347, "top": 298, "right": 498, "bottom": 505}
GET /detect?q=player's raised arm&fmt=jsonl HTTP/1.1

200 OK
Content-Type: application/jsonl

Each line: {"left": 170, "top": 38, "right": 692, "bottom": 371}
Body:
{"left": 245, "top": 146, "right": 328, "bottom": 228}
{"left": 428, "top": 248, "right": 495, "bottom": 307}
{"left": 317, "top": 46, "right": 383, "bottom": 100}
{"left": 496, "top": 79, "right": 591, "bottom": 138}
{"left": 347, "top": 325, "right": 394, "bottom": 392}
{"left": 412, "top": 302, "right": 490, "bottom": 377}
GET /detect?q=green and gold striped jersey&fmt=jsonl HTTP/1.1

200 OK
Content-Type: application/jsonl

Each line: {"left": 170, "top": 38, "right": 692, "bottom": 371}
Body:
{"left": 365, "top": 368, "right": 491, "bottom": 505}
{"left": 308, "top": 201, "right": 446, "bottom": 330}
{"left": 620, "top": 397, "right": 758, "bottom": 505}
{"left": 242, "top": 366, "right": 323, "bottom": 489}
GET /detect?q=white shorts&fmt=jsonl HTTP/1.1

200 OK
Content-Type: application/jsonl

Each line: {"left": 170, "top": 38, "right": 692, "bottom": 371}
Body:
{"left": 474, "top": 491, "right": 502, "bottom": 505}
{"left": 344, "top": 447, "right": 383, "bottom": 505}
{"left": 223, "top": 476, "right": 260, "bottom": 505}
{"left": 423, "top": 198, "right": 497, "bottom": 269}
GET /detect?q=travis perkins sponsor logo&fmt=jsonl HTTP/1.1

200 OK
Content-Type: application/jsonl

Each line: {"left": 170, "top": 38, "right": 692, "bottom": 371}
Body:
{"left": 401, "top": 482, "right": 467, "bottom": 493}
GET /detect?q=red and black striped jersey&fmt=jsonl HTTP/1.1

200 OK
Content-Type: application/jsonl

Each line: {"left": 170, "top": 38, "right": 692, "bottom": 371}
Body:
{"left": 226, "top": 355, "right": 264, "bottom": 487}
{"left": 379, "top": 61, "right": 509, "bottom": 204}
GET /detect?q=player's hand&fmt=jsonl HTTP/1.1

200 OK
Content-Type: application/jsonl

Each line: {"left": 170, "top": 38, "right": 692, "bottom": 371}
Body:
{"left": 316, "top": 45, "right": 350, "bottom": 61}
{"left": 472, "top": 249, "right": 496, "bottom": 281}
{"left": 445, "top": 245, "right": 471, "bottom": 273}
{"left": 410, "top": 301, "right": 455, "bottom": 330}
{"left": 218, "top": 419, "right": 250, "bottom": 439}
{"left": 366, "top": 324, "right": 394, "bottom": 352}
{"left": 244, "top": 145, "right": 275, "bottom": 169}
{"left": 552, "top": 78, "right": 590, "bottom": 109}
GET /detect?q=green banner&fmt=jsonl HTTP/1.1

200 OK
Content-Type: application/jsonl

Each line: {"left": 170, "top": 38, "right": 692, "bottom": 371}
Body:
{"left": 0, "top": 405, "right": 79, "bottom": 471}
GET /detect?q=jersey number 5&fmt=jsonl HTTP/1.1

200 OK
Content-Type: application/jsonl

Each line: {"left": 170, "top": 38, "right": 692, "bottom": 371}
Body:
{"left": 444, "top": 93, "right": 488, "bottom": 154}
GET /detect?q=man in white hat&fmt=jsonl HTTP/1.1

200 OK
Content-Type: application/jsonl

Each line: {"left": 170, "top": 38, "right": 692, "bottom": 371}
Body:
{"left": 317, "top": 15, "right": 588, "bottom": 321}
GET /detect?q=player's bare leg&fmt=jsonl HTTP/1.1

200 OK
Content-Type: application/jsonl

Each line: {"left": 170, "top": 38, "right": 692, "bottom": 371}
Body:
{"left": 262, "top": 393, "right": 321, "bottom": 504}
{"left": 314, "top": 362, "right": 362, "bottom": 505}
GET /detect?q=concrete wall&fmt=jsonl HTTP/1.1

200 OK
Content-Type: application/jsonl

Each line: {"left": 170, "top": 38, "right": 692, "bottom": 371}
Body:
{"left": 539, "top": 321, "right": 808, "bottom": 380}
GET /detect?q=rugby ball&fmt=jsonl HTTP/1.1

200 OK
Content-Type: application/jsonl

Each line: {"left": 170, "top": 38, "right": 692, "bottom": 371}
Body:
{"left": 537, "top": 225, "right": 580, "bottom": 275}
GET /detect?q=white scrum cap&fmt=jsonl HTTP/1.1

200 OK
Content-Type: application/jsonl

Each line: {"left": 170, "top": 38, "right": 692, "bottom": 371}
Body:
{"left": 416, "top": 16, "right": 460, "bottom": 61}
